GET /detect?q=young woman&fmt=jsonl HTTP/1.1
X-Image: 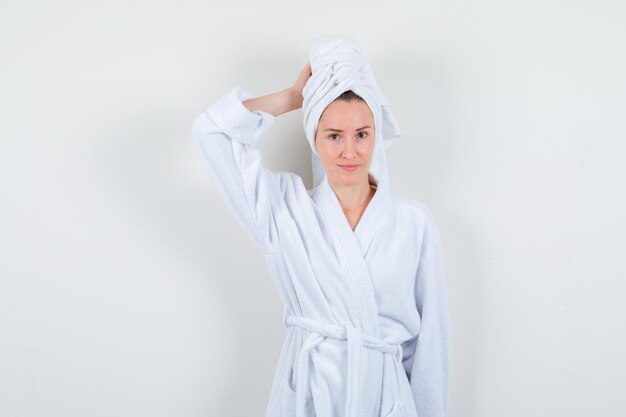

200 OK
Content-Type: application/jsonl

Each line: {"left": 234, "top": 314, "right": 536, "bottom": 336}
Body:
{"left": 192, "top": 35, "right": 451, "bottom": 417}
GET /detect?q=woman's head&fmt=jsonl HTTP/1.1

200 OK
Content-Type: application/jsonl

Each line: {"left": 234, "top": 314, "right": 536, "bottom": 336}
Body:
{"left": 314, "top": 90, "right": 376, "bottom": 187}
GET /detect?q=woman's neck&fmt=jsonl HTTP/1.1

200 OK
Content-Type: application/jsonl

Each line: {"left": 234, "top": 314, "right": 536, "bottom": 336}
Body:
{"left": 329, "top": 177, "right": 376, "bottom": 214}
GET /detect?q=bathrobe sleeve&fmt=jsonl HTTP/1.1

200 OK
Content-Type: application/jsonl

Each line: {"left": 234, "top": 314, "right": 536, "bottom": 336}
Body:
{"left": 191, "top": 86, "right": 285, "bottom": 254}
{"left": 406, "top": 206, "right": 452, "bottom": 417}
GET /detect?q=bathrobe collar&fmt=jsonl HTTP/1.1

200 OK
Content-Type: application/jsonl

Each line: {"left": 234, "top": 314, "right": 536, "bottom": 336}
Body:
{"left": 313, "top": 171, "right": 391, "bottom": 335}
{"left": 317, "top": 172, "right": 390, "bottom": 255}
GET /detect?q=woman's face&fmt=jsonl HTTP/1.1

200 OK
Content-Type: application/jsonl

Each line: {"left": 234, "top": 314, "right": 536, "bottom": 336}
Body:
{"left": 314, "top": 99, "right": 376, "bottom": 187}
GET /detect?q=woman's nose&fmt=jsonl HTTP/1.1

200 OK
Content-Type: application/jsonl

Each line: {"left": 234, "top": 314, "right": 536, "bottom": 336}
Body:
{"left": 341, "top": 138, "right": 357, "bottom": 158}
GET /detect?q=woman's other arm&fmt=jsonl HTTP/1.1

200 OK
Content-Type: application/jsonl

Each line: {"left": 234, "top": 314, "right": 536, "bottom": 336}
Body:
{"left": 405, "top": 204, "right": 452, "bottom": 417}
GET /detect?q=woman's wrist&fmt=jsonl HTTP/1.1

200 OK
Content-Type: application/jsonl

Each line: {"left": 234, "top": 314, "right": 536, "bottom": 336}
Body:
{"left": 282, "top": 87, "right": 303, "bottom": 113}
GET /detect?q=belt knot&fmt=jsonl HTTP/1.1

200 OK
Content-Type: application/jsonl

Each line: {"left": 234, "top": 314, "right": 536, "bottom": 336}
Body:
{"left": 281, "top": 312, "right": 403, "bottom": 417}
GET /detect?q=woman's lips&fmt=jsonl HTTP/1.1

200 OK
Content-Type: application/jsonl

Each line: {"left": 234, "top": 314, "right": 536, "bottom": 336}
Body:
{"left": 339, "top": 164, "right": 360, "bottom": 171}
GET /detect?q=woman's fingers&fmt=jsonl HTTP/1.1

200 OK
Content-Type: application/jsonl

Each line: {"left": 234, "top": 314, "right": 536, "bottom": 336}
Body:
{"left": 293, "top": 62, "right": 312, "bottom": 95}
{"left": 286, "top": 62, "right": 312, "bottom": 111}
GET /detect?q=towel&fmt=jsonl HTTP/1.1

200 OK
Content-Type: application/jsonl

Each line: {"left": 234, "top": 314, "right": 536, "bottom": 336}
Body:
{"left": 302, "top": 34, "right": 402, "bottom": 190}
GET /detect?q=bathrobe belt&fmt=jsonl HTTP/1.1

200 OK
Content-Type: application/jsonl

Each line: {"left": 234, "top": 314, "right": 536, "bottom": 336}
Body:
{"left": 283, "top": 312, "right": 403, "bottom": 417}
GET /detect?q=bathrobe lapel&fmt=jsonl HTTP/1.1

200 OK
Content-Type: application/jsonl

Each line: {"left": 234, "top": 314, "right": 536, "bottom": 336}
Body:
{"left": 315, "top": 173, "right": 391, "bottom": 337}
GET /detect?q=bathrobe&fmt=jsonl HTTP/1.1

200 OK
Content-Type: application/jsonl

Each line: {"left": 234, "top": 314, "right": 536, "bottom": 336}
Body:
{"left": 191, "top": 86, "right": 451, "bottom": 417}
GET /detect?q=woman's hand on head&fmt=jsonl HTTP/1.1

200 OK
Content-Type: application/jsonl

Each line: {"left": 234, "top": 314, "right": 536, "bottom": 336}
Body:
{"left": 242, "top": 62, "right": 311, "bottom": 116}
{"left": 289, "top": 62, "right": 312, "bottom": 110}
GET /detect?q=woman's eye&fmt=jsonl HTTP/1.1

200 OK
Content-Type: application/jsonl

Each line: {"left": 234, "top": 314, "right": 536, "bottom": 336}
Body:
{"left": 358, "top": 132, "right": 368, "bottom": 139}
{"left": 329, "top": 134, "right": 340, "bottom": 141}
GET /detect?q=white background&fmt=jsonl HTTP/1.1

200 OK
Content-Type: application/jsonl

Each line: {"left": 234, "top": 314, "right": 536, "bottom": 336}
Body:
{"left": 1, "top": 1, "right": 625, "bottom": 416}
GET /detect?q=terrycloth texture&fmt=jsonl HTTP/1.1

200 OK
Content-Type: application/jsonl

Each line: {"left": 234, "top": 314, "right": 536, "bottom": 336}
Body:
{"left": 192, "top": 86, "right": 451, "bottom": 417}
{"left": 302, "top": 34, "right": 402, "bottom": 190}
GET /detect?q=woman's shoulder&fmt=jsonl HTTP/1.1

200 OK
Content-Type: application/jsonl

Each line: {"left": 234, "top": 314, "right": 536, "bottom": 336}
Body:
{"left": 390, "top": 193, "right": 437, "bottom": 226}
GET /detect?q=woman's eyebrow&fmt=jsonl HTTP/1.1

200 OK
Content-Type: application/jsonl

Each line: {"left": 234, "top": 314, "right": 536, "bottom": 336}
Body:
{"left": 323, "top": 125, "right": 373, "bottom": 132}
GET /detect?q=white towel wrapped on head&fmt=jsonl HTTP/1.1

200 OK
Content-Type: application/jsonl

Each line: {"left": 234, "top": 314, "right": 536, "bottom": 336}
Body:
{"left": 302, "top": 34, "right": 402, "bottom": 189}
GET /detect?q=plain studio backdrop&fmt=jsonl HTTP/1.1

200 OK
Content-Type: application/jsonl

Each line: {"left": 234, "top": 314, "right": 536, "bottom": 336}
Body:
{"left": 1, "top": 1, "right": 625, "bottom": 416}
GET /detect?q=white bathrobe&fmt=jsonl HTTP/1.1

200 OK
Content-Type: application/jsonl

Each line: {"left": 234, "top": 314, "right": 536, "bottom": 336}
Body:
{"left": 192, "top": 86, "right": 451, "bottom": 417}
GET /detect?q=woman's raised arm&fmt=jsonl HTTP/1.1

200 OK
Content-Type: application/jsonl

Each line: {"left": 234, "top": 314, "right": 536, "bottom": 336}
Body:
{"left": 191, "top": 63, "right": 311, "bottom": 254}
